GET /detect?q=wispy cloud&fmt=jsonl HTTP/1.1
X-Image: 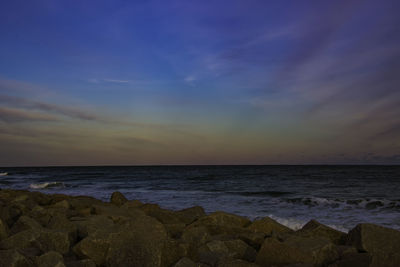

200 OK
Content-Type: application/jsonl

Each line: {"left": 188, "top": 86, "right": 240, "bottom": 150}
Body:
{"left": 0, "top": 107, "right": 58, "bottom": 122}
{"left": 88, "top": 78, "right": 131, "bottom": 84}
{"left": 0, "top": 94, "right": 103, "bottom": 122}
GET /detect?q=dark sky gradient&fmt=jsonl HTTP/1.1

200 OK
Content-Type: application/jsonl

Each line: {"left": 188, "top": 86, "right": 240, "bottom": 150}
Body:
{"left": 0, "top": 0, "right": 399, "bottom": 166}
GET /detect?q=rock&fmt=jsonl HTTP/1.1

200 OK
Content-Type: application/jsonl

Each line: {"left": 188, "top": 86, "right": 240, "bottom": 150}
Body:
{"left": 346, "top": 223, "right": 400, "bottom": 267}
{"left": 294, "top": 220, "right": 346, "bottom": 245}
{"left": 181, "top": 226, "right": 212, "bottom": 248}
{"left": 191, "top": 211, "right": 251, "bottom": 229}
{"left": 328, "top": 252, "right": 371, "bottom": 267}
{"left": 235, "top": 231, "right": 266, "bottom": 250}
{"left": 68, "top": 196, "right": 104, "bottom": 210}
{"left": 10, "top": 215, "right": 42, "bottom": 234}
{"left": 72, "top": 233, "right": 110, "bottom": 266}
{"left": 73, "top": 215, "right": 116, "bottom": 239}
{"left": 173, "top": 257, "right": 197, "bottom": 267}
{"left": 165, "top": 223, "right": 186, "bottom": 238}
{"left": 36, "top": 251, "right": 65, "bottom": 267}
{"left": 53, "top": 200, "right": 71, "bottom": 209}
{"left": 247, "top": 216, "right": 293, "bottom": 236}
{"left": 105, "top": 215, "right": 169, "bottom": 267}
{"left": 284, "top": 235, "right": 339, "bottom": 266}
{"left": 162, "top": 239, "right": 190, "bottom": 267}
{"left": 73, "top": 232, "right": 110, "bottom": 266}
{"left": 218, "top": 258, "right": 260, "bottom": 267}
{"left": 176, "top": 206, "right": 206, "bottom": 225}
{"left": 0, "top": 205, "right": 21, "bottom": 227}
{"left": 224, "top": 239, "right": 257, "bottom": 262}
{"left": 121, "top": 199, "right": 144, "bottom": 209}
{"left": 38, "top": 229, "right": 71, "bottom": 255}
{"left": 140, "top": 203, "right": 183, "bottom": 224}
{"left": 0, "top": 218, "right": 10, "bottom": 240}
{"left": 0, "top": 249, "right": 31, "bottom": 267}
{"left": 256, "top": 238, "right": 313, "bottom": 266}
{"left": 47, "top": 215, "right": 78, "bottom": 244}
{"left": 65, "top": 259, "right": 96, "bottom": 267}
{"left": 65, "top": 259, "right": 97, "bottom": 267}
{"left": 0, "top": 230, "right": 40, "bottom": 250}
{"left": 76, "top": 207, "right": 94, "bottom": 217}
{"left": 29, "top": 191, "right": 52, "bottom": 206}
{"left": 110, "top": 191, "right": 128, "bottom": 206}
{"left": 92, "top": 204, "right": 146, "bottom": 222}
{"left": 256, "top": 236, "right": 339, "bottom": 267}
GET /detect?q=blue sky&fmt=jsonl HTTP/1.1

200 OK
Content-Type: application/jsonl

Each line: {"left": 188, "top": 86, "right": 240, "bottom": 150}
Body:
{"left": 0, "top": 0, "right": 399, "bottom": 166}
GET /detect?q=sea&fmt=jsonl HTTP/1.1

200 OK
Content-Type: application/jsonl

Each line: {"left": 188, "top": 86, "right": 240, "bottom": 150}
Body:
{"left": 0, "top": 165, "right": 399, "bottom": 232}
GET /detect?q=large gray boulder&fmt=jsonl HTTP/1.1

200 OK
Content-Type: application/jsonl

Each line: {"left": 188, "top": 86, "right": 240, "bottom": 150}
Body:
{"left": 0, "top": 249, "right": 31, "bottom": 267}
{"left": 256, "top": 236, "right": 339, "bottom": 267}
{"left": 346, "top": 223, "right": 400, "bottom": 267}
{"left": 294, "top": 220, "right": 346, "bottom": 245}
{"left": 110, "top": 191, "right": 128, "bottom": 206}
{"left": 247, "top": 216, "right": 293, "bottom": 236}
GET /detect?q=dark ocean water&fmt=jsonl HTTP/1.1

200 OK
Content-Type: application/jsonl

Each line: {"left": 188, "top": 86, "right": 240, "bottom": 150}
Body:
{"left": 1, "top": 165, "right": 399, "bottom": 232}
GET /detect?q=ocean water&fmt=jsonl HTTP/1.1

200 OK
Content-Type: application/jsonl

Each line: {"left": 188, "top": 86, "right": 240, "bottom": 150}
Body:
{"left": 0, "top": 165, "right": 399, "bottom": 232}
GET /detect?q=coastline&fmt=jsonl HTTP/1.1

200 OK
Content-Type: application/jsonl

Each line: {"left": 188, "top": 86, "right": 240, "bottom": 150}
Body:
{"left": 0, "top": 189, "right": 399, "bottom": 266}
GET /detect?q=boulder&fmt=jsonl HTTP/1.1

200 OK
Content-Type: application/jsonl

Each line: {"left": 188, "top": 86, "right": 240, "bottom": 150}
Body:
{"left": 191, "top": 211, "right": 251, "bottom": 229}
{"left": 165, "top": 223, "right": 186, "bottom": 238}
{"left": 121, "top": 199, "right": 144, "bottom": 209}
{"left": 256, "top": 238, "right": 313, "bottom": 266}
{"left": 38, "top": 229, "right": 71, "bottom": 255}
{"left": 162, "top": 239, "right": 190, "bottom": 267}
{"left": 28, "top": 191, "right": 52, "bottom": 206}
{"left": 176, "top": 206, "right": 206, "bottom": 225}
{"left": 10, "top": 215, "right": 42, "bottom": 234}
{"left": 47, "top": 215, "right": 78, "bottom": 244}
{"left": 36, "top": 251, "right": 65, "bottom": 267}
{"left": 0, "top": 249, "right": 31, "bottom": 267}
{"left": 295, "top": 220, "right": 345, "bottom": 244}
{"left": 72, "top": 215, "right": 116, "bottom": 239}
{"left": 247, "top": 216, "right": 293, "bottom": 236}
{"left": 218, "top": 258, "right": 260, "bottom": 267}
{"left": 181, "top": 226, "right": 212, "bottom": 248}
{"left": 105, "top": 215, "right": 169, "bottom": 267}
{"left": 65, "top": 259, "right": 96, "bottom": 267}
{"left": 284, "top": 235, "right": 339, "bottom": 266}
{"left": 0, "top": 230, "right": 40, "bottom": 250}
{"left": 173, "top": 257, "right": 197, "bottom": 267}
{"left": 256, "top": 236, "right": 339, "bottom": 267}
{"left": 110, "top": 191, "right": 128, "bottom": 206}
{"left": 0, "top": 218, "right": 10, "bottom": 240}
{"left": 235, "top": 231, "right": 266, "bottom": 250}
{"left": 68, "top": 196, "right": 104, "bottom": 210}
{"left": 346, "top": 223, "right": 400, "bottom": 267}
{"left": 73, "top": 232, "right": 111, "bottom": 266}
{"left": 53, "top": 200, "right": 70, "bottom": 210}
{"left": 140, "top": 203, "right": 183, "bottom": 224}
{"left": 224, "top": 239, "right": 257, "bottom": 262}
{"left": 328, "top": 252, "right": 371, "bottom": 267}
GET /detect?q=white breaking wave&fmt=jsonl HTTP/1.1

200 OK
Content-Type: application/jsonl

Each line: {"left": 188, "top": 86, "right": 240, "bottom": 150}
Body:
{"left": 0, "top": 172, "right": 8, "bottom": 176}
{"left": 30, "top": 181, "right": 65, "bottom": 189}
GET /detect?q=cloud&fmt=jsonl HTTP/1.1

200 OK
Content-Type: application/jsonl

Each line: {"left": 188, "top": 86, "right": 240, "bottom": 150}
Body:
{"left": 88, "top": 78, "right": 131, "bottom": 84}
{"left": 0, "top": 107, "right": 58, "bottom": 122}
{"left": 0, "top": 94, "right": 103, "bottom": 122}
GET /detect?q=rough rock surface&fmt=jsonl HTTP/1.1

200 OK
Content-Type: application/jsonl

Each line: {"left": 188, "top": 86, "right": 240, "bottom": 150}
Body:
{"left": 0, "top": 189, "right": 398, "bottom": 267}
{"left": 346, "top": 223, "right": 400, "bottom": 267}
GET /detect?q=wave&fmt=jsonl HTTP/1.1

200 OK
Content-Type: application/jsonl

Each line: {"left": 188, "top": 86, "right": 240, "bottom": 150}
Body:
{"left": 29, "top": 182, "right": 65, "bottom": 189}
{"left": 284, "top": 197, "right": 400, "bottom": 210}
{"left": 229, "top": 190, "right": 293, "bottom": 197}
{"left": 0, "top": 172, "right": 8, "bottom": 176}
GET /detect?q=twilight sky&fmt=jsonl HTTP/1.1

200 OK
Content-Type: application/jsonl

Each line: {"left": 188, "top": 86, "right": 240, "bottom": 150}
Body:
{"left": 0, "top": 0, "right": 399, "bottom": 166}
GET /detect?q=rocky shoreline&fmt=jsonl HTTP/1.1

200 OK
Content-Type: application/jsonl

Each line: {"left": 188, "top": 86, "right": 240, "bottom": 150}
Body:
{"left": 0, "top": 189, "right": 399, "bottom": 267}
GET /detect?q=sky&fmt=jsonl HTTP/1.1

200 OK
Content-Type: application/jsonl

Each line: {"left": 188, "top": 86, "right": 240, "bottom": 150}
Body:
{"left": 0, "top": 0, "right": 399, "bottom": 166}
